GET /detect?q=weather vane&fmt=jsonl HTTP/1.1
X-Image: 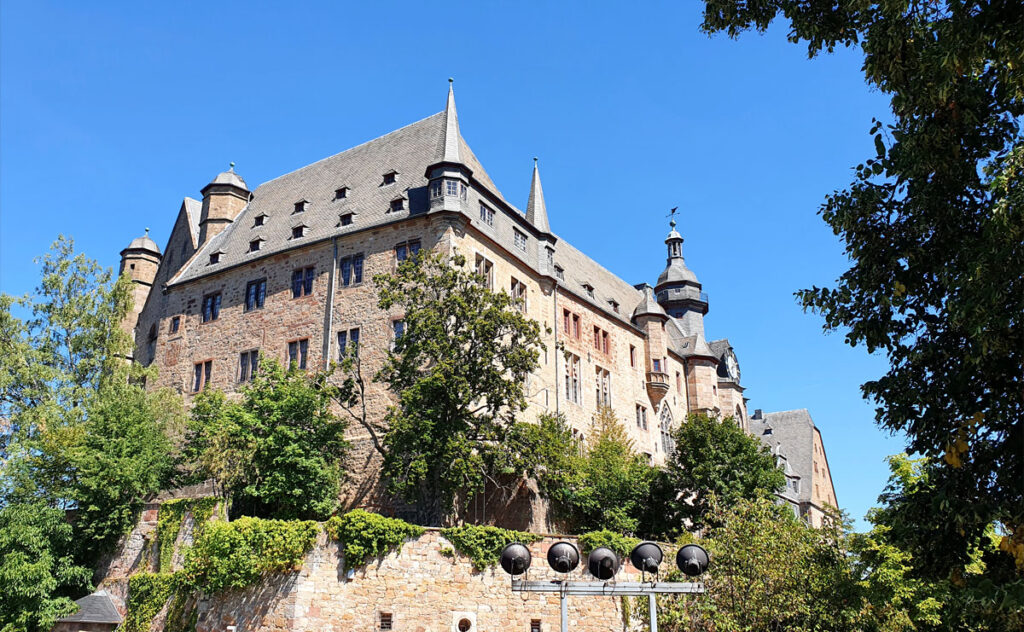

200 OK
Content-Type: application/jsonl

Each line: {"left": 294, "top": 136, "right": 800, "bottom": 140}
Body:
{"left": 667, "top": 206, "right": 679, "bottom": 228}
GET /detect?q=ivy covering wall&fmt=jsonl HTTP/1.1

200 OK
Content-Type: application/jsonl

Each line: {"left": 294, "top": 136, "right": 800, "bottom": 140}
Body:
{"left": 156, "top": 498, "right": 220, "bottom": 573}
{"left": 324, "top": 509, "right": 424, "bottom": 570}
{"left": 440, "top": 525, "right": 540, "bottom": 571}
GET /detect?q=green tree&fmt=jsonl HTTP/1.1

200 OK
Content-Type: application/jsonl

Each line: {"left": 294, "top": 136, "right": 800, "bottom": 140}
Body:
{"left": 373, "top": 249, "right": 544, "bottom": 525}
{"left": 0, "top": 503, "right": 91, "bottom": 632}
{"left": 0, "top": 237, "right": 180, "bottom": 569}
{"left": 698, "top": 0, "right": 1023, "bottom": 584}
{"left": 527, "top": 408, "right": 655, "bottom": 534}
{"left": 649, "top": 413, "right": 785, "bottom": 535}
{"left": 656, "top": 497, "right": 859, "bottom": 632}
{"left": 184, "top": 359, "right": 348, "bottom": 520}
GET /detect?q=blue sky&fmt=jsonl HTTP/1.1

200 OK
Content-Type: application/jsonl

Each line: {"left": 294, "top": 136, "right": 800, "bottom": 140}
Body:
{"left": 0, "top": 1, "right": 906, "bottom": 529}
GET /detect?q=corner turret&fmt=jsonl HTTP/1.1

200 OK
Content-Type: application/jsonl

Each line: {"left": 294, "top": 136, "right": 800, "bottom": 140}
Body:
{"left": 119, "top": 228, "right": 162, "bottom": 359}
{"left": 198, "top": 164, "right": 250, "bottom": 246}
{"left": 426, "top": 79, "right": 473, "bottom": 214}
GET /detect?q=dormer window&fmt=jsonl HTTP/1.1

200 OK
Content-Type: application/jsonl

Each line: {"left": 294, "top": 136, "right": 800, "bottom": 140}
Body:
{"left": 334, "top": 186, "right": 348, "bottom": 200}
{"left": 209, "top": 252, "right": 222, "bottom": 265}
{"left": 291, "top": 225, "right": 307, "bottom": 239}
{"left": 554, "top": 265, "right": 565, "bottom": 281}
{"left": 513, "top": 228, "right": 528, "bottom": 252}
{"left": 293, "top": 200, "right": 307, "bottom": 214}
{"left": 249, "top": 238, "right": 263, "bottom": 252}
{"left": 608, "top": 299, "right": 620, "bottom": 313}
{"left": 389, "top": 197, "right": 405, "bottom": 213}
{"left": 338, "top": 213, "right": 354, "bottom": 227}
{"left": 382, "top": 171, "right": 397, "bottom": 186}
{"left": 445, "top": 179, "right": 459, "bottom": 196}
{"left": 582, "top": 283, "right": 595, "bottom": 298}
{"left": 253, "top": 214, "right": 267, "bottom": 227}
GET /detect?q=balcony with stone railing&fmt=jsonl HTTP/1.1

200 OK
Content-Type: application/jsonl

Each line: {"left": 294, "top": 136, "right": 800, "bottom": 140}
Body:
{"left": 646, "top": 371, "right": 670, "bottom": 405}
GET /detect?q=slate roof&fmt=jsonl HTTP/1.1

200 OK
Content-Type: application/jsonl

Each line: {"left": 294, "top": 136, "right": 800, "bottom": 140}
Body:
{"left": 749, "top": 409, "right": 816, "bottom": 503}
{"left": 665, "top": 319, "right": 717, "bottom": 359}
{"left": 183, "top": 197, "right": 202, "bottom": 247}
{"left": 57, "top": 591, "right": 122, "bottom": 625}
{"left": 124, "top": 231, "right": 160, "bottom": 254}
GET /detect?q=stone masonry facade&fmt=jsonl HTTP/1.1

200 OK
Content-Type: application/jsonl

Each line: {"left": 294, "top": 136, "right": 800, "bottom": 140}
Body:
{"left": 119, "top": 83, "right": 838, "bottom": 529}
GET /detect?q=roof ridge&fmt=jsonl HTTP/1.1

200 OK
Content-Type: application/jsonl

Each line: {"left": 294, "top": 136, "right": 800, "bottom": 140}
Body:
{"left": 256, "top": 111, "right": 445, "bottom": 189}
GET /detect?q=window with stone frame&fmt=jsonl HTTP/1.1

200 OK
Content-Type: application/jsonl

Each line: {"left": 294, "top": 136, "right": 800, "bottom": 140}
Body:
{"left": 474, "top": 254, "right": 494, "bottom": 289}
{"left": 239, "top": 349, "right": 259, "bottom": 383}
{"left": 531, "top": 620, "right": 542, "bottom": 632}
{"left": 431, "top": 180, "right": 443, "bottom": 198}
{"left": 595, "top": 366, "right": 611, "bottom": 408}
{"left": 572, "top": 313, "right": 580, "bottom": 339}
{"left": 193, "top": 360, "right": 212, "bottom": 392}
{"left": 554, "top": 265, "right": 564, "bottom": 281}
{"left": 445, "top": 179, "right": 460, "bottom": 197}
{"left": 170, "top": 316, "right": 180, "bottom": 334}
{"left": 287, "top": 338, "right": 309, "bottom": 370}
{"left": 636, "top": 404, "right": 648, "bottom": 430}
{"left": 201, "top": 293, "right": 221, "bottom": 322}
{"left": 565, "top": 353, "right": 581, "bottom": 404}
{"left": 379, "top": 612, "right": 392, "bottom": 631}
{"left": 245, "top": 279, "right": 266, "bottom": 311}
{"left": 392, "top": 319, "right": 405, "bottom": 342}
{"left": 292, "top": 267, "right": 315, "bottom": 298}
{"left": 659, "top": 405, "right": 675, "bottom": 455}
{"left": 337, "top": 327, "right": 360, "bottom": 358}
{"left": 630, "top": 345, "right": 637, "bottom": 367}
{"left": 511, "top": 277, "right": 527, "bottom": 313}
{"left": 395, "top": 240, "right": 421, "bottom": 262}
{"left": 340, "top": 254, "right": 364, "bottom": 287}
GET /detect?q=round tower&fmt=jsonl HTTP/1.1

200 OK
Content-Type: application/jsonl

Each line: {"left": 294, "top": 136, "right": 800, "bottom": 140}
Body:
{"left": 631, "top": 284, "right": 671, "bottom": 407}
{"left": 654, "top": 219, "right": 708, "bottom": 339}
{"left": 119, "top": 228, "right": 162, "bottom": 357}
{"left": 199, "top": 164, "right": 250, "bottom": 245}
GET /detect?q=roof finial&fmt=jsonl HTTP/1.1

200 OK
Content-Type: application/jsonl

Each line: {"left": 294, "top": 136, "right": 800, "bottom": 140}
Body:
{"left": 144, "top": 227, "right": 150, "bottom": 236}
{"left": 229, "top": 161, "right": 235, "bottom": 172}
{"left": 667, "top": 206, "right": 679, "bottom": 229}
{"left": 449, "top": 77, "right": 454, "bottom": 84}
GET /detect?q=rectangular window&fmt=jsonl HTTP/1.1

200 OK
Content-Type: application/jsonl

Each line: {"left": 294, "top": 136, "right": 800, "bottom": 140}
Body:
{"left": 245, "top": 279, "right": 266, "bottom": 311}
{"left": 239, "top": 350, "right": 259, "bottom": 383}
{"left": 572, "top": 314, "right": 580, "bottom": 339}
{"left": 555, "top": 265, "right": 564, "bottom": 281}
{"left": 339, "top": 213, "right": 354, "bottom": 226}
{"left": 287, "top": 339, "right": 309, "bottom": 370}
{"left": 636, "top": 404, "right": 648, "bottom": 430}
{"left": 395, "top": 240, "right": 421, "bottom": 262}
{"left": 511, "top": 277, "right": 527, "bottom": 313}
{"left": 513, "top": 228, "right": 527, "bottom": 251}
{"left": 565, "top": 353, "right": 581, "bottom": 404}
{"left": 389, "top": 198, "right": 404, "bottom": 213}
{"left": 193, "top": 360, "right": 212, "bottom": 392}
{"left": 379, "top": 612, "right": 392, "bottom": 631}
{"left": 249, "top": 239, "right": 262, "bottom": 252}
{"left": 292, "top": 225, "right": 305, "bottom": 239}
{"left": 383, "top": 172, "right": 396, "bottom": 185}
{"left": 630, "top": 345, "right": 636, "bottom": 368}
{"left": 335, "top": 187, "right": 348, "bottom": 199}
{"left": 531, "top": 621, "right": 542, "bottom": 632}
{"left": 292, "top": 267, "right": 315, "bottom": 298}
{"left": 294, "top": 200, "right": 307, "bottom": 214}
{"left": 593, "top": 326, "right": 601, "bottom": 351}
{"left": 595, "top": 367, "right": 611, "bottom": 408}
{"left": 392, "top": 319, "right": 405, "bottom": 340}
{"left": 562, "top": 309, "right": 571, "bottom": 333}
{"left": 202, "top": 293, "right": 221, "bottom": 322}
{"left": 340, "top": 254, "right": 364, "bottom": 287}
{"left": 431, "top": 180, "right": 443, "bottom": 198}
{"left": 475, "top": 254, "right": 494, "bottom": 289}
{"left": 170, "top": 316, "right": 180, "bottom": 333}
{"left": 546, "top": 248, "right": 554, "bottom": 271}
{"left": 254, "top": 214, "right": 265, "bottom": 227}
{"left": 337, "top": 327, "right": 360, "bottom": 358}
{"left": 652, "top": 358, "right": 662, "bottom": 372}
{"left": 209, "top": 252, "right": 220, "bottom": 264}
{"left": 676, "top": 371, "right": 682, "bottom": 393}
{"left": 446, "top": 179, "right": 459, "bottom": 196}
{"left": 602, "top": 331, "right": 610, "bottom": 354}
{"left": 479, "top": 203, "right": 495, "bottom": 226}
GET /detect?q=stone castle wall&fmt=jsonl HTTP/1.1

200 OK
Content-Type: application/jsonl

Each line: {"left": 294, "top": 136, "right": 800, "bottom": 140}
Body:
{"left": 195, "top": 530, "right": 651, "bottom": 632}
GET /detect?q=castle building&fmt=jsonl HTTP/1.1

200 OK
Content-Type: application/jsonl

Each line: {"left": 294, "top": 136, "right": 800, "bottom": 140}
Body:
{"left": 120, "top": 83, "right": 823, "bottom": 526}
{"left": 749, "top": 408, "right": 840, "bottom": 527}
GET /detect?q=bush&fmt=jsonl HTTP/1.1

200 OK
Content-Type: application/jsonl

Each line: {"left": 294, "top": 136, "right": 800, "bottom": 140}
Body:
{"left": 124, "top": 573, "right": 176, "bottom": 632}
{"left": 157, "top": 498, "right": 219, "bottom": 573}
{"left": 440, "top": 525, "right": 540, "bottom": 571}
{"left": 324, "top": 509, "right": 424, "bottom": 570}
{"left": 178, "top": 517, "right": 319, "bottom": 593}
{"left": 578, "top": 529, "right": 640, "bottom": 557}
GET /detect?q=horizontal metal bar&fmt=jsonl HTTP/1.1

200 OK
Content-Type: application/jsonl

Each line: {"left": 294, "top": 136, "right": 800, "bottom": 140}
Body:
{"left": 511, "top": 580, "right": 705, "bottom": 596}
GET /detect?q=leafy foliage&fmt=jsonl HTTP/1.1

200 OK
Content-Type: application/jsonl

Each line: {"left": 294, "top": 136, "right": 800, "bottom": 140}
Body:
{"left": 124, "top": 573, "right": 176, "bottom": 632}
{"left": 649, "top": 413, "right": 785, "bottom": 534}
{"left": 439, "top": 525, "right": 540, "bottom": 571}
{"left": 183, "top": 359, "right": 348, "bottom": 520}
{"left": 177, "top": 517, "right": 319, "bottom": 594}
{"left": 700, "top": 0, "right": 1023, "bottom": 588}
{"left": 324, "top": 509, "right": 425, "bottom": 570}
{"left": 373, "top": 250, "right": 545, "bottom": 525}
{"left": 0, "top": 502, "right": 91, "bottom": 632}
{"left": 655, "top": 497, "right": 858, "bottom": 632}
{"left": 157, "top": 498, "right": 220, "bottom": 573}
{"left": 578, "top": 529, "right": 640, "bottom": 557}
{"left": 528, "top": 409, "right": 656, "bottom": 534}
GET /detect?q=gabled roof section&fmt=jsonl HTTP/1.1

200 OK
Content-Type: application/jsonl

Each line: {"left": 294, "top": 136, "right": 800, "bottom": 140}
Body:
{"left": 57, "top": 592, "right": 122, "bottom": 624}
{"left": 183, "top": 197, "right": 202, "bottom": 247}
{"left": 526, "top": 158, "right": 551, "bottom": 233}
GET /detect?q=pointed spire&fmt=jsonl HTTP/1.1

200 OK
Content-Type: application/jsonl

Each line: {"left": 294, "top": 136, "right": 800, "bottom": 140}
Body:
{"left": 438, "top": 78, "right": 462, "bottom": 164}
{"left": 526, "top": 157, "right": 551, "bottom": 233}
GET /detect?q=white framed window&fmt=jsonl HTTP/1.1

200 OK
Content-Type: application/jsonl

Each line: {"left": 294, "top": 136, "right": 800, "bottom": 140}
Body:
{"left": 513, "top": 228, "right": 528, "bottom": 251}
{"left": 479, "top": 203, "right": 495, "bottom": 227}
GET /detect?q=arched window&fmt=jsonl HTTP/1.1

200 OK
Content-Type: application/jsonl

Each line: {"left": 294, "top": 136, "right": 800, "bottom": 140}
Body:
{"left": 659, "top": 404, "right": 675, "bottom": 456}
